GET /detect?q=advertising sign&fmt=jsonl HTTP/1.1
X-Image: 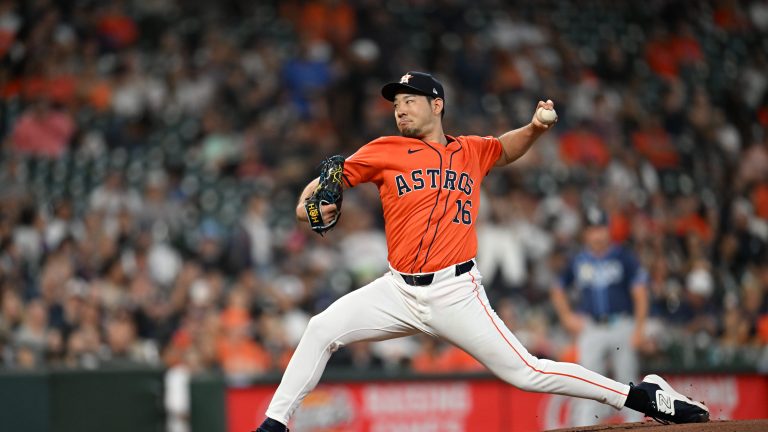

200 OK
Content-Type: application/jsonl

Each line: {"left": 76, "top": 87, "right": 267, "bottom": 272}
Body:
{"left": 227, "top": 374, "right": 768, "bottom": 432}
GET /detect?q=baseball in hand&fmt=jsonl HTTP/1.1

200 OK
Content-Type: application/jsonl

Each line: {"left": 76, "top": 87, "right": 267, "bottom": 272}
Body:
{"left": 536, "top": 107, "right": 558, "bottom": 125}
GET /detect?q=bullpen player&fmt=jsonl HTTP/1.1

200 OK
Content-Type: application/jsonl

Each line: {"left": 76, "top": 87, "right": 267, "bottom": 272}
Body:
{"left": 551, "top": 207, "right": 649, "bottom": 426}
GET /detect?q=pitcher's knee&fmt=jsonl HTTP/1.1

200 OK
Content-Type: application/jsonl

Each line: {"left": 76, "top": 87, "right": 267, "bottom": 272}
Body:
{"left": 303, "top": 315, "right": 343, "bottom": 351}
{"left": 492, "top": 355, "right": 547, "bottom": 392}
{"left": 305, "top": 315, "right": 331, "bottom": 338}
{"left": 495, "top": 368, "right": 539, "bottom": 392}
{"left": 513, "top": 371, "right": 546, "bottom": 392}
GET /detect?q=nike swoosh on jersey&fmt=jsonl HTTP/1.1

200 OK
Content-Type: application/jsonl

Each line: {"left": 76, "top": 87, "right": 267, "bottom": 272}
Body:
{"left": 407, "top": 148, "right": 423, "bottom": 154}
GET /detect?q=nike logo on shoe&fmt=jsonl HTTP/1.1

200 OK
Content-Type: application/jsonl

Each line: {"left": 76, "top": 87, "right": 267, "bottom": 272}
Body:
{"left": 407, "top": 149, "right": 423, "bottom": 154}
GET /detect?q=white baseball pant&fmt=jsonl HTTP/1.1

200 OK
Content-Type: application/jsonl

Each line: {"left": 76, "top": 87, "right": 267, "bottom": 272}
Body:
{"left": 265, "top": 261, "right": 630, "bottom": 424}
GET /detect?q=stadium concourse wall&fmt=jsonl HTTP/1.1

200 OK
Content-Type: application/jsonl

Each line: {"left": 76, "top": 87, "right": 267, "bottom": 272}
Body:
{"left": 0, "top": 368, "right": 165, "bottom": 432}
{"left": 220, "top": 369, "right": 768, "bottom": 432}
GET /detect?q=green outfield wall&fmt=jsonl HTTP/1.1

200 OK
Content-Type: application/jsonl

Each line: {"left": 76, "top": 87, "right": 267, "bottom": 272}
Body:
{"left": 0, "top": 368, "right": 164, "bottom": 432}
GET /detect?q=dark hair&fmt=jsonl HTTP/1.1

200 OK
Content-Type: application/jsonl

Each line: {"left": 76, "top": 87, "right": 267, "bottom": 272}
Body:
{"left": 426, "top": 96, "right": 445, "bottom": 119}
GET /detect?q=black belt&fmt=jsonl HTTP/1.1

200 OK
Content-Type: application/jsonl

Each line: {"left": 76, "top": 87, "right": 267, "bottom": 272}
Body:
{"left": 400, "top": 260, "right": 475, "bottom": 286}
{"left": 592, "top": 313, "right": 629, "bottom": 325}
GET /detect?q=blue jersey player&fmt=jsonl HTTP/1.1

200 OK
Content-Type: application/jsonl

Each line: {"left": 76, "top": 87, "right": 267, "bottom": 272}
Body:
{"left": 551, "top": 207, "right": 649, "bottom": 426}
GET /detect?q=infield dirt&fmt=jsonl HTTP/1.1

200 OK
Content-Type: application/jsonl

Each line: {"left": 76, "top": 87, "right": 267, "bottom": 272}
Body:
{"left": 547, "top": 419, "right": 768, "bottom": 431}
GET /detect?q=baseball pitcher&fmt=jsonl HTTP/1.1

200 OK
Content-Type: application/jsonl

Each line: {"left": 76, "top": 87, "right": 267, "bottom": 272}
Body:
{"left": 254, "top": 72, "right": 708, "bottom": 432}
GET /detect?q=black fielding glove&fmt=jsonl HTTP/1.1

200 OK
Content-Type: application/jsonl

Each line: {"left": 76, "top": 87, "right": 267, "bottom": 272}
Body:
{"left": 304, "top": 155, "right": 345, "bottom": 235}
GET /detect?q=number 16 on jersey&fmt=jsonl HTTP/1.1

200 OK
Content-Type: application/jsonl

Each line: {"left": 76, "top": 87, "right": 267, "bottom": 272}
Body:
{"left": 453, "top": 199, "right": 472, "bottom": 224}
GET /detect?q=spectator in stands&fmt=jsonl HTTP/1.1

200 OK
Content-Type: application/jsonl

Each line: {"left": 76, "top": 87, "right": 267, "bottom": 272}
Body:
{"left": 140, "top": 170, "right": 183, "bottom": 236}
{"left": 644, "top": 26, "right": 680, "bottom": 80}
{"left": 0, "top": 289, "right": 23, "bottom": 357}
{"left": 671, "top": 262, "right": 719, "bottom": 338}
{"left": 559, "top": 120, "right": 611, "bottom": 169}
{"left": 632, "top": 114, "right": 680, "bottom": 171}
{"left": 8, "top": 98, "right": 74, "bottom": 158}
{"left": 103, "top": 311, "right": 158, "bottom": 366}
{"left": 44, "top": 197, "right": 75, "bottom": 250}
{"left": 337, "top": 202, "right": 388, "bottom": 286}
{"left": 411, "top": 336, "right": 484, "bottom": 374}
{"left": 12, "top": 299, "right": 49, "bottom": 366}
{"left": 240, "top": 194, "right": 274, "bottom": 273}
{"left": 89, "top": 172, "right": 142, "bottom": 218}
{"left": 217, "top": 306, "right": 270, "bottom": 382}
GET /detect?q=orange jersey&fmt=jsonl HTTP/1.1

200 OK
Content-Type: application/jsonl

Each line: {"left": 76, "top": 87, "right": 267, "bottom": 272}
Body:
{"left": 343, "top": 134, "right": 501, "bottom": 273}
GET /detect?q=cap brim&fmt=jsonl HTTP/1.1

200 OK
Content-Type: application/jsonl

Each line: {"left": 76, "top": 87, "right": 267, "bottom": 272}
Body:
{"left": 381, "top": 83, "right": 432, "bottom": 101}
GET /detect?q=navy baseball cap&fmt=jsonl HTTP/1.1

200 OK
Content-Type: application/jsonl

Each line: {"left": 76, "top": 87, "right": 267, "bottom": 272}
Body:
{"left": 584, "top": 207, "right": 609, "bottom": 226}
{"left": 381, "top": 71, "right": 445, "bottom": 101}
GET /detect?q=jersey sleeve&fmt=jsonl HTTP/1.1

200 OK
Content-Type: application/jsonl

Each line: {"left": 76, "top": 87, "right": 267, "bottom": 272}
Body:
{"left": 467, "top": 135, "right": 502, "bottom": 175}
{"left": 343, "top": 141, "right": 382, "bottom": 188}
{"left": 623, "top": 249, "right": 649, "bottom": 289}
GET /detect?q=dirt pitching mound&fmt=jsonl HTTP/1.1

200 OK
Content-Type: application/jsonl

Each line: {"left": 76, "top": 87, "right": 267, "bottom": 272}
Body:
{"left": 546, "top": 419, "right": 768, "bottom": 432}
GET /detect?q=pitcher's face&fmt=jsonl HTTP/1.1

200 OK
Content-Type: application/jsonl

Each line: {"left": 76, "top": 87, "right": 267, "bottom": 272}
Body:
{"left": 393, "top": 93, "right": 441, "bottom": 139}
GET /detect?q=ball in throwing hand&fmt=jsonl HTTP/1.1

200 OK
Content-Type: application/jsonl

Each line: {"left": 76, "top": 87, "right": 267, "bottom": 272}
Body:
{"left": 536, "top": 107, "right": 558, "bottom": 125}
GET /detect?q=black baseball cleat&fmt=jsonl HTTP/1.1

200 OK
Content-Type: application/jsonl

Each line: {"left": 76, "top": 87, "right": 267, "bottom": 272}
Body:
{"left": 254, "top": 417, "right": 289, "bottom": 432}
{"left": 253, "top": 427, "right": 289, "bottom": 432}
{"left": 632, "top": 374, "right": 710, "bottom": 424}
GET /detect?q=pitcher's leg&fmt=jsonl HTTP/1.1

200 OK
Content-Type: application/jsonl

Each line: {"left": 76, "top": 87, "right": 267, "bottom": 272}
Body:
{"left": 429, "top": 274, "right": 629, "bottom": 411}
{"left": 265, "top": 274, "right": 420, "bottom": 424}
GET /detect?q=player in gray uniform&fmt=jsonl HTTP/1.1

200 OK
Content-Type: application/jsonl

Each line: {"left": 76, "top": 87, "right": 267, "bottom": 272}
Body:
{"left": 551, "top": 208, "right": 648, "bottom": 426}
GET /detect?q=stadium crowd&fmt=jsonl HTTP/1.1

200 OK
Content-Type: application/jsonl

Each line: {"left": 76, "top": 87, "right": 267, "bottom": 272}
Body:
{"left": 0, "top": 0, "right": 767, "bottom": 388}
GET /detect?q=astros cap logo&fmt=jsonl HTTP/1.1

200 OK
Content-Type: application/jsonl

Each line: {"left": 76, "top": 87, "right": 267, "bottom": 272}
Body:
{"left": 382, "top": 71, "right": 445, "bottom": 102}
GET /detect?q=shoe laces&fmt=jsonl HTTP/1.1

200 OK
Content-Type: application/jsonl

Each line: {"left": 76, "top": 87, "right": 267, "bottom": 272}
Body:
{"left": 645, "top": 399, "right": 671, "bottom": 425}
